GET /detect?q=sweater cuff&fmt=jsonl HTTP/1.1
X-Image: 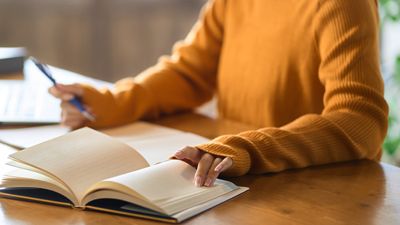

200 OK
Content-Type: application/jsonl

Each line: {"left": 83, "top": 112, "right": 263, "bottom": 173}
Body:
{"left": 80, "top": 83, "right": 110, "bottom": 111}
{"left": 79, "top": 83, "right": 113, "bottom": 128}
{"left": 78, "top": 82, "right": 159, "bottom": 128}
{"left": 195, "top": 135, "right": 251, "bottom": 176}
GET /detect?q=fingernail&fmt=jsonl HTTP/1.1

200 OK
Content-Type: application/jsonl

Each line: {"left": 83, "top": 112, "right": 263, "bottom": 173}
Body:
{"left": 215, "top": 164, "right": 223, "bottom": 172}
{"left": 194, "top": 177, "right": 202, "bottom": 187}
{"left": 204, "top": 178, "right": 212, "bottom": 187}
{"left": 174, "top": 150, "right": 182, "bottom": 156}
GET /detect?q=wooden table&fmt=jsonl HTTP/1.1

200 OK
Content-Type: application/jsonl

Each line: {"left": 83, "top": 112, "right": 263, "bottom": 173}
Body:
{"left": 0, "top": 112, "right": 399, "bottom": 225}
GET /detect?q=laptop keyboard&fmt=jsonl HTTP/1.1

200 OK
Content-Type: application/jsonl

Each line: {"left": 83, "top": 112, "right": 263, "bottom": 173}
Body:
{"left": 0, "top": 83, "right": 39, "bottom": 119}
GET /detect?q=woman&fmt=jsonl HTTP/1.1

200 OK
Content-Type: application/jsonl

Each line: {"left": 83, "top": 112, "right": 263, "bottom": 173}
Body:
{"left": 50, "top": 0, "right": 389, "bottom": 187}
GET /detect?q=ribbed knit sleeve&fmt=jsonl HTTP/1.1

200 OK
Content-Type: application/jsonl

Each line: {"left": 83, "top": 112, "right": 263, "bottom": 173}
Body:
{"left": 196, "top": 0, "right": 389, "bottom": 176}
{"left": 79, "top": 80, "right": 158, "bottom": 128}
{"left": 78, "top": 0, "right": 225, "bottom": 128}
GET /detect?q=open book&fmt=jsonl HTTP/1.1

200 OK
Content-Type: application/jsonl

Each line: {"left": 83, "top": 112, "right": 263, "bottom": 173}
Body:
{"left": 0, "top": 127, "right": 248, "bottom": 223}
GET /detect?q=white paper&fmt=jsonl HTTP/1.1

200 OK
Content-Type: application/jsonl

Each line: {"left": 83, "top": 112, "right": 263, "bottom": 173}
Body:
{"left": 0, "top": 125, "right": 70, "bottom": 149}
{"left": 129, "top": 133, "right": 210, "bottom": 165}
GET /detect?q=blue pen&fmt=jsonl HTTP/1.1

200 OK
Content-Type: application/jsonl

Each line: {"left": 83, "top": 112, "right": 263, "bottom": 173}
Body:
{"left": 29, "top": 56, "right": 95, "bottom": 122}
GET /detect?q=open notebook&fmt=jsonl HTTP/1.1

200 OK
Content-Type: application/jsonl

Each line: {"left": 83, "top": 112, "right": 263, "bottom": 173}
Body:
{"left": 0, "top": 127, "right": 248, "bottom": 223}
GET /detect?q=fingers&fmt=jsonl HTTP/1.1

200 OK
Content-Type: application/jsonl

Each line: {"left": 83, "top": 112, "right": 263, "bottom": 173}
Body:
{"left": 60, "top": 102, "right": 84, "bottom": 128}
{"left": 198, "top": 155, "right": 222, "bottom": 187}
{"left": 215, "top": 157, "right": 233, "bottom": 173}
{"left": 57, "top": 83, "right": 84, "bottom": 97}
{"left": 174, "top": 146, "right": 233, "bottom": 187}
{"left": 196, "top": 155, "right": 232, "bottom": 187}
{"left": 48, "top": 85, "right": 63, "bottom": 99}
{"left": 60, "top": 101, "right": 93, "bottom": 129}
{"left": 49, "top": 83, "right": 88, "bottom": 128}
{"left": 48, "top": 83, "right": 83, "bottom": 100}
{"left": 206, "top": 157, "right": 233, "bottom": 186}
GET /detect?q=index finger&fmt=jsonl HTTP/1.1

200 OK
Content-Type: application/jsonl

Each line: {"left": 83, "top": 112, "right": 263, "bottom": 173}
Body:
{"left": 48, "top": 86, "right": 62, "bottom": 98}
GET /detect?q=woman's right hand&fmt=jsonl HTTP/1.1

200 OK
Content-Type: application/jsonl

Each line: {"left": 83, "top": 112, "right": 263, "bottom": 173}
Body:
{"left": 174, "top": 146, "right": 233, "bottom": 187}
{"left": 48, "top": 83, "right": 93, "bottom": 129}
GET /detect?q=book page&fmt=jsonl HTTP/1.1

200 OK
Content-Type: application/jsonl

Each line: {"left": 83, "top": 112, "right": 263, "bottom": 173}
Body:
{"left": 88, "top": 160, "right": 201, "bottom": 203}
{"left": 1, "top": 169, "right": 77, "bottom": 205}
{"left": 6, "top": 160, "right": 65, "bottom": 186}
{"left": 0, "top": 144, "right": 18, "bottom": 178}
{"left": 3, "top": 168, "right": 67, "bottom": 192}
{"left": 89, "top": 160, "right": 238, "bottom": 215}
{"left": 100, "top": 121, "right": 210, "bottom": 165}
{"left": 9, "top": 127, "right": 150, "bottom": 205}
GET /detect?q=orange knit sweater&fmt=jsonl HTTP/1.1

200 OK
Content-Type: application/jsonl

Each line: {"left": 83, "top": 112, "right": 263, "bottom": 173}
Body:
{"left": 80, "top": 0, "right": 388, "bottom": 176}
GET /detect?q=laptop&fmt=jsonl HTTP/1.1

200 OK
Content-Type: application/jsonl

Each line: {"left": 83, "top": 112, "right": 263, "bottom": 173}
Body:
{"left": 0, "top": 80, "right": 61, "bottom": 125}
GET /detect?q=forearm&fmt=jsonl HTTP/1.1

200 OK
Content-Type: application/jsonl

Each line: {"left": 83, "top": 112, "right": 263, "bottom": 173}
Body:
{"left": 78, "top": 0, "right": 224, "bottom": 128}
{"left": 196, "top": 101, "right": 388, "bottom": 177}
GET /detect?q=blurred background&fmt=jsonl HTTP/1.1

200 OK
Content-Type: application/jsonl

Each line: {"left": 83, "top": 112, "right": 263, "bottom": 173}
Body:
{"left": 0, "top": 0, "right": 399, "bottom": 166}
{"left": 0, "top": 0, "right": 206, "bottom": 82}
{"left": 379, "top": 0, "right": 400, "bottom": 167}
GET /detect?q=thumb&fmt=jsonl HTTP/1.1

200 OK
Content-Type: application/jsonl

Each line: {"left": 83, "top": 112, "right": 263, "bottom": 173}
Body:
{"left": 174, "top": 146, "right": 203, "bottom": 163}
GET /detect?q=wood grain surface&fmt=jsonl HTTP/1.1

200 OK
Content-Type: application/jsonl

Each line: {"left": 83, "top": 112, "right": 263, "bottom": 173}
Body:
{"left": 0, "top": 113, "right": 399, "bottom": 225}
